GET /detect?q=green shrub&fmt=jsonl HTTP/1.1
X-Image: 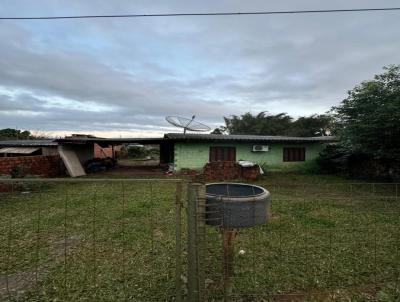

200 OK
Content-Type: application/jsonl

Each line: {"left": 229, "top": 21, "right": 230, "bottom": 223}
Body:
{"left": 316, "top": 144, "right": 349, "bottom": 174}
{"left": 301, "top": 160, "right": 320, "bottom": 174}
{"left": 10, "top": 164, "right": 25, "bottom": 178}
{"left": 126, "top": 146, "right": 148, "bottom": 158}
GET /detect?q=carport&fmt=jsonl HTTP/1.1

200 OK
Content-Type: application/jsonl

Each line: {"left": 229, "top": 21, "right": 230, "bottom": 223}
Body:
{"left": 56, "top": 136, "right": 174, "bottom": 177}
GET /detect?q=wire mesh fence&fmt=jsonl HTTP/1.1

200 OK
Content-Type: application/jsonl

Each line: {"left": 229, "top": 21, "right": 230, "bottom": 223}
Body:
{"left": 0, "top": 179, "right": 185, "bottom": 302}
{"left": 1, "top": 179, "right": 399, "bottom": 301}
{"left": 196, "top": 182, "right": 400, "bottom": 301}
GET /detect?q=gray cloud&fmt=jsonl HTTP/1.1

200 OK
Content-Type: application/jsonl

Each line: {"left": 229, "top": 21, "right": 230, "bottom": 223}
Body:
{"left": 0, "top": 0, "right": 399, "bottom": 135}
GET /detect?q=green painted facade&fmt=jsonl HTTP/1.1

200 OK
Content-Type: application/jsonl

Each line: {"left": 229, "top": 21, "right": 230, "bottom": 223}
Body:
{"left": 173, "top": 141, "right": 325, "bottom": 171}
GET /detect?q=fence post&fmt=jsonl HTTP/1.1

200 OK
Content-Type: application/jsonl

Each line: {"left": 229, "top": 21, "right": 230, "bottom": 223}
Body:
{"left": 187, "top": 182, "right": 206, "bottom": 302}
{"left": 175, "top": 182, "right": 183, "bottom": 302}
{"left": 195, "top": 183, "right": 206, "bottom": 302}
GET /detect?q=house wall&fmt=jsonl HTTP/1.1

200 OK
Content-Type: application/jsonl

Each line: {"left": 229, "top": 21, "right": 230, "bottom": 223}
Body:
{"left": 42, "top": 147, "right": 59, "bottom": 156}
{"left": 173, "top": 141, "right": 325, "bottom": 171}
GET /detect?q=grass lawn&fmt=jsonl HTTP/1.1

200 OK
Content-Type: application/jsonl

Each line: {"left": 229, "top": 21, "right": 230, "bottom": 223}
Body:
{"left": 0, "top": 173, "right": 399, "bottom": 301}
{"left": 0, "top": 179, "right": 180, "bottom": 301}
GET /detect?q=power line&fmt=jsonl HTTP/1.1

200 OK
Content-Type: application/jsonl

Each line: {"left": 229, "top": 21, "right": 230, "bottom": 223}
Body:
{"left": 0, "top": 7, "right": 400, "bottom": 20}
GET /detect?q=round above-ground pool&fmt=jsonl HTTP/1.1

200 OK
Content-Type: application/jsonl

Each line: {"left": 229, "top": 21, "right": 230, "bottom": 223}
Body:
{"left": 205, "top": 183, "right": 271, "bottom": 228}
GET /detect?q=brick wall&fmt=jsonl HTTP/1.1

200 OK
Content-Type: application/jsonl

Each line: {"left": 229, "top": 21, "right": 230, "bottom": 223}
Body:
{"left": 0, "top": 155, "right": 64, "bottom": 177}
{"left": 203, "top": 161, "right": 261, "bottom": 181}
{"left": 94, "top": 144, "right": 114, "bottom": 158}
{"left": 204, "top": 161, "right": 241, "bottom": 181}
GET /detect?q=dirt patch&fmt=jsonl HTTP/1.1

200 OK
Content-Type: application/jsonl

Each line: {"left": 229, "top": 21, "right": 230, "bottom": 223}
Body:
{"left": 94, "top": 165, "right": 166, "bottom": 176}
{"left": 269, "top": 286, "right": 378, "bottom": 301}
{"left": 270, "top": 213, "right": 281, "bottom": 220}
{"left": 153, "top": 228, "right": 164, "bottom": 239}
{"left": 118, "top": 159, "right": 160, "bottom": 167}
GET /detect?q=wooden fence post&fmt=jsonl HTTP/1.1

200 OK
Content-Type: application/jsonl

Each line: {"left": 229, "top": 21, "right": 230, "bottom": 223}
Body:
{"left": 187, "top": 182, "right": 206, "bottom": 302}
{"left": 175, "top": 182, "right": 183, "bottom": 302}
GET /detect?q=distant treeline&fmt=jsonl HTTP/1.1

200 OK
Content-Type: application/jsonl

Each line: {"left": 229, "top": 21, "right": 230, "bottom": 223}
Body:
{"left": 0, "top": 128, "right": 33, "bottom": 140}
{"left": 0, "top": 128, "right": 49, "bottom": 140}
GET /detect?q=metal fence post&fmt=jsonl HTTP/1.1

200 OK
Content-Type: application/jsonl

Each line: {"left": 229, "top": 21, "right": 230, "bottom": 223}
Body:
{"left": 187, "top": 182, "right": 206, "bottom": 302}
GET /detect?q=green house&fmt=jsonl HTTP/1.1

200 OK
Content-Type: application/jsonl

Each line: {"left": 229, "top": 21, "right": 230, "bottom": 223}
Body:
{"left": 53, "top": 133, "right": 335, "bottom": 176}
{"left": 161, "top": 133, "right": 335, "bottom": 172}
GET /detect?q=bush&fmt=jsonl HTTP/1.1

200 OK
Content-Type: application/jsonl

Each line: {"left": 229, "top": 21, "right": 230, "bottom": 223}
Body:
{"left": 317, "top": 144, "right": 400, "bottom": 181}
{"left": 302, "top": 160, "right": 320, "bottom": 174}
{"left": 316, "top": 144, "right": 350, "bottom": 174}
{"left": 10, "top": 164, "right": 25, "bottom": 178}
{"left": 148, "top": 148, "right": 160, "bottom": 157}
{"left": 347, "top": 155, "right": 400, "bottom": 181}
{"left": 126, "top": 146, "right": 148, "bottom": 158}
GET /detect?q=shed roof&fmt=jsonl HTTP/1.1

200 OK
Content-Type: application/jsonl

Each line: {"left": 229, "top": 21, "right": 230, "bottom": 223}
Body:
{"left": 0, "top": 147, "right": 40, "bottom": 154}
{"left": 164, "top": 133, "right": 336, "bottom": 143}
{"left": 57, "top": 137, "right": 164, "bottom": 145}
{"left": 0, "top": 139, "right": 58, "bottom": 147}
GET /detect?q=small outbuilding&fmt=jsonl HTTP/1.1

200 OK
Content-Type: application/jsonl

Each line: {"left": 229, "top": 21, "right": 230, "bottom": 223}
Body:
{"left": 0, "top": 140, "right": 59, "bottom": 156}
{"left": 0, "top": 140, "right": 62, "bottom": 177}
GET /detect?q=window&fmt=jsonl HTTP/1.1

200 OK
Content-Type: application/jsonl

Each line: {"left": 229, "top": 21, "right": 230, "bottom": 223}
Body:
{"left": 283, "top": 147, "right": 305, "bottom": 162}
{"left": 209, "top": 147, "right": 236, "bottom": 162}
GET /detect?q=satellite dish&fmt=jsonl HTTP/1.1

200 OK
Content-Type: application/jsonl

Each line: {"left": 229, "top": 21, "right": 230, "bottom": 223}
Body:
{"left": 166, "top": 115, "right": 211, "bottom": 134}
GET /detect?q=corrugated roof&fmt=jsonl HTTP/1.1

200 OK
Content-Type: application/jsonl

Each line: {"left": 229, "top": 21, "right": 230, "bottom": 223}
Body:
{"left": 164, "top": 133, "right": 336, "bottom": 143}
{"left": 57, "top": 137, "right": 164, "bottom": 145}
{"left": 0, "top": 139, "right": 58, "bottom": 147}
{"left": 0, "top": 147, "right": 40, "bottom": 154}
{"left": 0, "top": 134, "right": 335, "bottom": 146}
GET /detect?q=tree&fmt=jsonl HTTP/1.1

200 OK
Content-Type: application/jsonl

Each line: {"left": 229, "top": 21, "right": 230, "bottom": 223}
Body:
{"left": 289, "top": 114, "right": 332, "bottom": 137}
{"left": 211, "top": 127, "right": 225, "bottom": 135}
{"left": 126, "top": 146, "right": 148, "bottom": 158}
{"left": 332, "top": 65, "right": 400, "bottom": 161}
{"left": 0, "top": 128, "right": 32, "bottom": 140}
{"left": 224, "top": 112, "right": 293, "bottom": 135}
{"left": 223, "top": 112, "right": 331, "bottom": 136}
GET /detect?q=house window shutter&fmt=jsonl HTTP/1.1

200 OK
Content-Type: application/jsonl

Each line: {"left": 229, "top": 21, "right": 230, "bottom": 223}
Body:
{"left": 209, "top": 147, "right": 236, "bottom": 162}
{"left": 283, "top": 147, "right": 306, "bottom": 162}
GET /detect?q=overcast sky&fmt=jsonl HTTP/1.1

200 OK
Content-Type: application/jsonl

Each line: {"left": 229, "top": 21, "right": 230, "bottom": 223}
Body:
{"left": 0, "top": 0, "right": 399, "bottom": 137}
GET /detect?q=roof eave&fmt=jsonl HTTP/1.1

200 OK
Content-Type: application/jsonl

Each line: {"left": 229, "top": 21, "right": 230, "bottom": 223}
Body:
{"left": 164, "top": 133, "right": 336, "bottom": 143}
